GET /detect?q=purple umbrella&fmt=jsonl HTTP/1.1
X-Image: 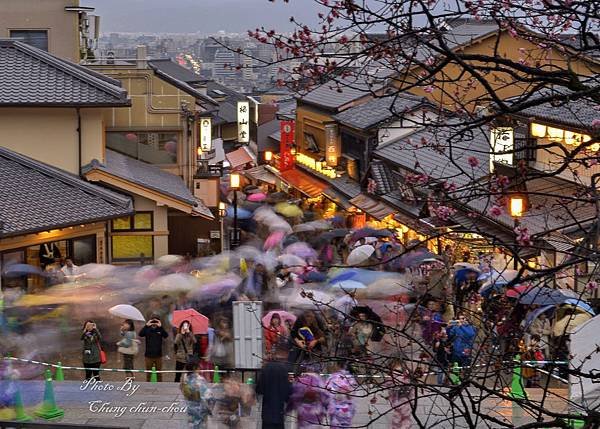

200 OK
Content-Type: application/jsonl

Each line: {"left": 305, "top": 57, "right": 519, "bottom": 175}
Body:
{"left": 351, "top": 227, "right": 393, "bottom": 242}
{"left": 3, "top": 263, "right": 44, "bottom": 277}
{"left": 187, "top": 275, "right": 241, "bottom": 299}
{"left": 284, "top": 242, "right": 318, "bottom": 260}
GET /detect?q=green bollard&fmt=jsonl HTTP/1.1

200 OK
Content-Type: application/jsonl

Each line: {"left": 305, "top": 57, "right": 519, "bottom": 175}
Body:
{"left": 34, "top": 369, "right": 64, "bottom": 419}
{"left": 54, "top": 362, "right": 64, "bottom": 382}
{"left": 508, "top": 354, "right": 527, "bottom": 400}
{"left": 150, "top": 366, "right": 158, "bottom": 383}
{"left": 449, "top": 362, "right": 461, "bottom": 385}
{"left": 213, "top": 365, "right": 221, "bottom": 384}
{"left": 564, "top": 413, "right": 586, "bottom": 429}
{"left": 246, "top": 377, "right": 254, "bottom": 385}
{"left": 13, "top": 389, "right": 32, "bottom": 422}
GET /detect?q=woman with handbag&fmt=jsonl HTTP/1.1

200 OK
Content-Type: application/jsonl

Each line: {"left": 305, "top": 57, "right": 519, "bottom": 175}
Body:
{"left": 116, "top": 319, "right": 138, "bottom": 379}
{"left": 174, "top": 320, "right": 197, "bottom": 382}
{"left": 81, "top": 320, "right": 103, "bottom": 380}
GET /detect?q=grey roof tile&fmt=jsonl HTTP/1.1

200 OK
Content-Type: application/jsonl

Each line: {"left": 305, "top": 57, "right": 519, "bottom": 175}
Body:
{"left": 333, "top": 94, "right": 429, "bottom": 130}
{"left": 298, "top": 77, "right": 383, "bottom": 111}
{"left": 148, "top": 59, "right": 204, "bottom": 83}
{"left": 85, "top": 150, "right": 198, "bottom": 206}
{"left": 329, "top": 175, "right": 362, "bottom": 198}
{"left": 0, "top": 147, "right": 133, "bottom": 238}
{"left": 370, "top": 160, "right": 397, "bottom": 195}
{"left": 374, "top": 124, "right": 491, "bottom": 186}
{"left": 0, "top": 39, "right": 129, "bottom": 106}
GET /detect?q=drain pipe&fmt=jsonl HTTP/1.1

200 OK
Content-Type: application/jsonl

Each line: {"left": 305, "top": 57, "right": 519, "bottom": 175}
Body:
{"left": 77, "top": 107, "right": 82, "bottom": 177}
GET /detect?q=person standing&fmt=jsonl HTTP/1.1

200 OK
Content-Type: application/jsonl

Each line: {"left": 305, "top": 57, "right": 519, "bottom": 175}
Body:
{"left": 180, "top": 363, "right": 216, "bottom": 429}
{"left": 447, "top": 314, "right": 477, "bottom": 368}
{"left": 81, "top": 320, "right": 102, "bottom": 380}
{"left": 116, "top": 319, "right": 138, "bottom": 379}
{"left": 256, "top": 350, "right": 292, "bottom": 429}
{"left": 174, "top": 320, "right": 197, "bottom": 382}
{"left": 210, "top": 317, "right": 234, "bottom": 369}
{"left": 139, "top": 314, "right": 169, "bottom": 382}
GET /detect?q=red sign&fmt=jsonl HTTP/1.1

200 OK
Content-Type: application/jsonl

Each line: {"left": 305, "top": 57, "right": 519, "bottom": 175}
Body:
{"left": 279, "top": 120, "right": 295, "bottom": 172}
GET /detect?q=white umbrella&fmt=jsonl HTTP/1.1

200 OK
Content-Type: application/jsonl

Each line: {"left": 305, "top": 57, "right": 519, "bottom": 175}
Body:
{"left": 356, "top": 277, "right": 414, "bottom": 299}
{"left": 149, "top": 273, "right": 200, "bottom": 292}
{"left": 108, "top": 304, "right": 145, "bottom": 321}
{"left": 453, "top": 262, "right": 481, "bottom": 273}
{"left": 156, "top": 254, "right": 184, "bottom": 267}
{"left": 331, "top": 280, "right": 367, "bottom": 291}
{"left": 305, "top": 220, "right": 332, "bottom": 231}
{"left": 79, "top": 263, "right": 118, "bottom": 279}
{"left": 285, "top": 289, "right": 334, "bottom": 309}
{"left": 346, "top": 245, "right": 375, "bottom": 266}
{"left": 253, "top": 206, "right": 276, "bottom": 222}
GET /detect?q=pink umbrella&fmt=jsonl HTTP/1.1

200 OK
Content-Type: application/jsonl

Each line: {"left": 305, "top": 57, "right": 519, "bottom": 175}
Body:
{"left": 247, "top": 192, "right": 267, "bottom": 202}
{"left": 172, "top": 308, "right": 209, "bottom": 334}
{"left": 505, "top": 284, "right": 532, "bottom": 298}
{"left": 262, "top": 310, "right": 297, "bottom": 327}
{"left": 264, "top": 230, "right": 286, "bottom": 250}
{"left": 284, "top": 242, "right": 318, "bottom": 260}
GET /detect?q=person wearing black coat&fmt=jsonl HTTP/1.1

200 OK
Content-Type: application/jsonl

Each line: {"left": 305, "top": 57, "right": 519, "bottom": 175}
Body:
{"left": 139, "top": 314, "right": 169, "bottom": 382}
{"left": 256, "top": 350, "right": 292, "bottom": 429}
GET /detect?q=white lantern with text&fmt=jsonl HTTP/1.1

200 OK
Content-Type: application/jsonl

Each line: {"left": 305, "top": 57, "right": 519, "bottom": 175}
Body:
{"left": 237, "top": 101, "right": 250, "bottom": 143}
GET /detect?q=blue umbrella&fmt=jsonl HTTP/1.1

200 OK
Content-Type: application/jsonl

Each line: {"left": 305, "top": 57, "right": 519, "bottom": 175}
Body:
{"left": 329, "top": 268, "right": 397, "bottom": 285}
{"left": 523, "top": 305, "right": 555, "bottom": 329}
{"left": 518, "top": 286, "right": 579, "bottom": 306}
{"left": 563, "top": 299, "right": 595, "bottom": 315}
{"left": 301, "top": 271, "right": 328, "bottom": 283}
{"left": 3, "top": 263, "right": 44, "bottom": 277}
{"left": 226, "top": 206, "right": 253, "bottom": 220}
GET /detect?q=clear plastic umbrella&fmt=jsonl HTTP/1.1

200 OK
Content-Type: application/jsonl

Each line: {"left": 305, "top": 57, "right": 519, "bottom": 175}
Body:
{"left": 149, "top": 273, "right": 201, "bottom": 292}
{"left": 346, "top": 245, "right": 375, "bottom": 266}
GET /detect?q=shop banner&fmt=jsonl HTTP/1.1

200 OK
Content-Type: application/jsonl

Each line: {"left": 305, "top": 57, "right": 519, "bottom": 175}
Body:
{"left": 325, "top": 123, "right": 340, "bottom": 167}
{"left": 280, "top": 120, "right": 295, "bottom": 172}
{"left": 199, "top": 117, "right": 212, "bottom": 154}
{"left": 237, "top": 101, "right": 250, "bottom": 143}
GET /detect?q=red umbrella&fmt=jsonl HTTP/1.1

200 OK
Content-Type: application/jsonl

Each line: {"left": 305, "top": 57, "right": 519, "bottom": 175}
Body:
{"left": 171, "top": 309, "right": 209, "bottom": 334}
{"left": 505, "top": 284, "right": 532, "bottom": 299}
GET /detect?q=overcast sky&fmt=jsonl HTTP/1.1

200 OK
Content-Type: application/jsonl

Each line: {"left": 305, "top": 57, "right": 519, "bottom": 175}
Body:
{"left": 81, "top": 0, "right": 319, "bottom": 34}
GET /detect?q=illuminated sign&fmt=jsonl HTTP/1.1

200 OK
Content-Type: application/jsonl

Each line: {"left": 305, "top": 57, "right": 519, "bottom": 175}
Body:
{"left": 200, "top": 118, "right": 212, "bottom": 155}
{"left": 280, "top": 120, "right": 295, "bottom": 172}
{"left": 490, "top": 127, "right": 514, "bottom": 171}
{"left": 325, "top": 124, "right": 340, "bottom": 167}
{"left": 237, "top": 101, "right": 250, "bottom": 143}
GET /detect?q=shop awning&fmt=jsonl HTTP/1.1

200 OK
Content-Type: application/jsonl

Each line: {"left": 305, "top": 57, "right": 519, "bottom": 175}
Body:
{"left": 322, "top": 188, "right": 352, "bottom": 210}
{"left": 226, "top": 146, "right": 255, "bottom": 169}
{"left": 349, "top": 193, "right": 396, "bottom": 220}
{"left": 243, "top": 165, "right": 277, "bottom": 185}
{"left": 280, "top": 169, "right": 328, "bottom": 198}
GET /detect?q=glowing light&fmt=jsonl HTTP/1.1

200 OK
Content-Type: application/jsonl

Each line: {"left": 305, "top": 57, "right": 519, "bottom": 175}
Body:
{"left": 530, "top": 123, "right": 547, "bottom": 138}
{"left": 509, "top": 195, "right": 525, "bottom": 217}
{"left": 230, "top": 173, "right": 240, "bottom": 189}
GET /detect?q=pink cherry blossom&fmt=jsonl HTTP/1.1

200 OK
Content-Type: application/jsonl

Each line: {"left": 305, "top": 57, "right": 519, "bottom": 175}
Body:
{"left": 467, "top": 156, "right": 480, "bottom": 168}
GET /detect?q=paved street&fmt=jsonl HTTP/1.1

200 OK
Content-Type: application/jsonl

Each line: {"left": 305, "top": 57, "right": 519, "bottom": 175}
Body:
{"left": 1, "top": 380, "right": 571, "bottom": 428}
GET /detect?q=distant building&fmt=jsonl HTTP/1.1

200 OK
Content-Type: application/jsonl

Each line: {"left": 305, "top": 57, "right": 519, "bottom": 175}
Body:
{"left": 213, "top": 49, "right": 237, "bottom": 82}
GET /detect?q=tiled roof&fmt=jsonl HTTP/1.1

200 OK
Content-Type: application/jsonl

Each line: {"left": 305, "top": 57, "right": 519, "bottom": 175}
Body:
{"left": 148, "top": 59, "right": 204, "bottom": 84}
{"left": 257, "top": 119, "right": 280, "bottom": 152}
{"left": 515, "top": 89, "right": 598, "bottom": 131}
{"left": 0, "top": 39, "right": 129, "bottom": 107}
{"left": 370, "top": 160, "right": 397, "bottom": 195}
{"left": 0, "top": 147, "right": 133, "bottom": 238}
{"left": 83, "top": 150, "right": 208, "bottom": 212}
{"left": 333, "top": 94, "right": 429, "bottom": 130}
{"left": 329, "top": 175, "right": 362, "bottom": 198}
{"left": 298, "top": 77, "right": 384, "bottom": 111}
{"left": 226, "top": 146, "right": 255, "bottom": 169}
{"left": 148, "top": 63, "right": 218, "bottom": 106}
{"left": 374, "top": 124, "right": 490, "bottom": 186}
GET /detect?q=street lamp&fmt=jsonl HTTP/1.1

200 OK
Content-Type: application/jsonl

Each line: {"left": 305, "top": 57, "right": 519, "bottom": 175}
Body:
{"left": 264, "top": 151, "right": 273, "bottom": 162}
{"left": 218, "top": 201, "right": 227, "bottom": 217}
{"left": 509, "top": 193, "right": 527, "bottom": 269}
{"left": 230, "top": 173, "right": 240, "bottom": 249}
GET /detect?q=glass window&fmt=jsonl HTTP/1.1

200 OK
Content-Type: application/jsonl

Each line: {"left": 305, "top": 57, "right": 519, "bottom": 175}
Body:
{"left": 112, "top": 236, "right": 153, "bottom": 260}
{"left": 111, "top": 212, "right": 153, "bottom": 232}
{"left": 10, "top": 30, "right": 48, "bottom": 51}
{"left": 106, "top": 132, "right": 178, "bottom": 164}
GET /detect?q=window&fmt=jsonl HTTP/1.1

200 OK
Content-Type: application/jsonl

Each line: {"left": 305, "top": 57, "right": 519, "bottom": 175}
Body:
{"left": 111, "top": 212, "right": 153, "bottom": 232}
{"left": 10, "top": 30, "right": 48, "bottom": 51}
{"left": 106, "top": 131, "right": 179, "bottom": 164}
{"left": 111, "top": 212, "right": 154, "bottom": 261}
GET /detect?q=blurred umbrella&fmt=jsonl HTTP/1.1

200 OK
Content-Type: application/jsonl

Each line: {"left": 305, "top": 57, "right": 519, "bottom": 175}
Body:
{"left": 346, "top": 245, "right": 375, "bottom": 266}
{"left": 454, "top": 268, "right": 481, "bottom": 286}
{"left": 134, "top": 265, "right": 161, "bottom": 284}
{"left": 332, "top": 294, "right": 359, "bottom": 315}
{"left": 329, "top": 268, "right": 397, "bottom": 285}
{"left": 282, "top": 234, "right": 300, "bottom": 248}
{"left": 479, "top": 269, "right": 521, "bottom": 298}
{"left": 188, "top": 275, "right": 241, "bottom": 299}
{"left": 505, "top": 284, "right": 533, "bottom": 299}
{"left": 267, "top": 191, "right": 288, "bottom": 203}
{"left": 293, "top": 223, "right": 316, "bottom": 233}
{"left": 149, "top": 273, "right": 201, "bottom": 292}
{"left": 239, "top": 200, "right": 263, "bottom": 212}
{"left": 285, "top": 242, "right": 318, "bottom": 260}
{"left": 331, "top": 280, "right": 366, "bottom": 291}
{"left": 3, "top": 263, "right": 44, "bottom": 277}
{"left": 253, "top": 206, "right": 276, "bottom": 222}
{"left": 264, "top": 231, "right": 286, "bottom": 251}
{"left": 523, "top": 305, "right": 555, "bottom": 329}
{"left": 275, "top": 202, "right": 303, "bottom": 218}
{"left": 108, "top": 304, "right": 145, "bottom": 321}
{"left": 269, "top": 216, "right": 293, "bottom": 234}
{"left": 301, "top": 270, "right": 328, "bottom": 283}
{"left": 262, "top": 310, "right": 296, "bottom": 327}
{"left": 397, "top": 249, "right": 438, "bottom": 269}
{"left": 156, "top": 254, "right": 184, "bottom": 267}
{"left": 362, "top": 236, "right": 378, "bottom": 245}
{"left": 284, "top": 288, "right": 334, "bottom": 309}
{"left": 236, "top": 245, "right": 263, "bottom": 261}
{"left": 453, "top": 262, "right": 481, "bottom": 272}
{"left": 518, "top": 286, "right": 579, "bottom": 306}
{"left": 278, "top": 253, "right": 307, "bottom": 267}
{"left": 318, "top": 229, "right": 350, "bottom": 242}
{"left": 226, "top": 206, "right": 253, "bottom": 220}
{"left": 563, "top": 299, "right": 595, "bottom": 315}
{"left": 305, "top": 220, "right": 332, "bottom": 231}
{"left": 79, "top": 263, "right": 118, "bottom": 279}
{"left": 172, "top": 308, "right": 209, "bottom": 334}
{"left": 355, "top": 277, "right": 413, "bottom": 299}
{"left": 247, "top": 192, "right": 267, "bottom": 202}
{"left": 351, "top": 227, "right": 393, "bottom": 242}
{"left": 244, "top": 185, "right": 260, "bottom": 193}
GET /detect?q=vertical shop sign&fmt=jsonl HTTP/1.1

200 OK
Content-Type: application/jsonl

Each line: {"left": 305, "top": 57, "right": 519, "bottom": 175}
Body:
{"left": 280, "top": 120, "right": 295, "bottom": 172}
{"left": 325, "top": 123, "right": 340, "bottom": 167}
{"left": 200, "top": 118, "right": 212, "bottom": 154}
{"left": 237, "top": 101, "right": 250, "bottom": 143}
